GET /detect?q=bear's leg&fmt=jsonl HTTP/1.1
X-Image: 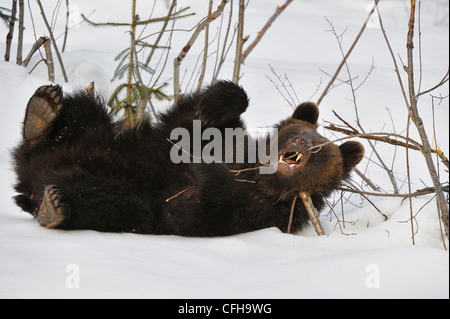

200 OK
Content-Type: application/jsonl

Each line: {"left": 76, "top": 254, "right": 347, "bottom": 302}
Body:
{"left": 23, "top": 85, "right": 63, "bottom": 146}
{"left": 161, "top": 80, "right": 249, "bottom": 130}
{"left": 13, "top": 85, "right": 116, "bottom": 218}
{"left": 36, "top": 185, "right": 71, "bottom": 229}
{"left": 35, "top": 175, "right": 157, "bottom": 234}
{"left": 196, "top": 80, "right": 249, "bottom": 127}
{"left": 21, "top": 84, "right": 115, "bottom": 149}
{"left": 31, "top": 177, "right": 157, "bottom": 234}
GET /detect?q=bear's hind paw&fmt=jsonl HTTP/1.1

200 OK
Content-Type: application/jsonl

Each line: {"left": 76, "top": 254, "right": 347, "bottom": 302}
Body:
{"left": 23, "top": 85, "right": 63, "bottom": 145}
{"left": 37, "top": 185, "right": 70, "bottom": 229}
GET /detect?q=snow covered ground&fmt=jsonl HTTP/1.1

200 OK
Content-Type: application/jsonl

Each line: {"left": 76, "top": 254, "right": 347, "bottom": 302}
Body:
{"left": 0, "top": 0, "right": 448, "bottom": 299}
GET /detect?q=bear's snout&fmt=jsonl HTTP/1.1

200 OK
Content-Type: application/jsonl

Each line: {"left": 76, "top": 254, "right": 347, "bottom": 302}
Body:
{"left": 290, "top": 134, "right": 310, "bottom": 152}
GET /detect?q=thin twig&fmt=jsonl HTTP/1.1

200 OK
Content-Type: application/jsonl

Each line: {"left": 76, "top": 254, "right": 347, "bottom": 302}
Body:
{"left": 174, "top": 0, "right": 228, "bottom": 99}
{"left": 266, "top": 64, "right": 300, "bottom": 109}
{"left": 165, "top": 185, "right": 196, "bottom": 202}
{"left": 166, "top": 138, "right": 195, "bottom": 159}
{"left": 416, "top": 69, "right": 449, "bottom": 97}
{"left": 212, "top": 0, "right": 234, "bottom": 83}
{"left": 337, "top": 186, "right": 444, "bottom": 198}
{"left": 144, "top": 0, "right": 177, "bottom": 67}
{"left": 324, "top": 126, "right": 421, "bottom": 152}
{"left": 62, "top": 0, "right": 69, "bottom": 52}
{"left": 321, "top": 21, "right": 399, "bottom": 193}
{"left": 316, "top": 0, "right": 380, "bottom": 106}
{"left": 197, "top": 0, "right": 213, "bottom": 91}
{"left": 232, "top": 0, "right": 245, "bottom": 84}
{"left": 81, "top": 7, "right": 193, "bottom": 27}
{"left": 241, "top": 0, "right": 292, "bottom": 64}
{"left": 325, "top": 124, "right": 449, "bottom": 170}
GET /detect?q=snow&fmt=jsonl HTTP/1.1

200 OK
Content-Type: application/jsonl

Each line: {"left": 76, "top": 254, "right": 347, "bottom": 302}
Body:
{"left": 0, "top": 0, "right": 448, "bottom": 299}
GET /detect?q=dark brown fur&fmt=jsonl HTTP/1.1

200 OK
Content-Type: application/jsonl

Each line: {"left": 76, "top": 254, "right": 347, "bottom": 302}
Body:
{"left": 12, "top": 81, "right": 364, "bottom": 236}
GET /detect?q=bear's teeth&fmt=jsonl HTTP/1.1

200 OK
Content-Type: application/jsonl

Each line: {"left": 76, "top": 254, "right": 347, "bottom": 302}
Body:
{"left": 296, "top": 153, "right": 302, "bottom": 162}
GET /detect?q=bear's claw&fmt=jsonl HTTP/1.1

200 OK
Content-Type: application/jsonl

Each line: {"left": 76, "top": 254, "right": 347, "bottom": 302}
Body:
{"left": 23, "top": 85, "right": 63, "bottom": 145}
{"left": 37, "top": 185, "right": 70, "bottom": 229}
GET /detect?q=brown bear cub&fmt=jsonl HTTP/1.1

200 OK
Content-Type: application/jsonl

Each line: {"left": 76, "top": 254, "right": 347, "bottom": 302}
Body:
{"left": 12, "top": 81, "right": 364, "bottom": 237}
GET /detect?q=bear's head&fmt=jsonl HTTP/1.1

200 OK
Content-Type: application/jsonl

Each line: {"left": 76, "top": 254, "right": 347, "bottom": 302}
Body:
{"left": 273, "top": 102, "right": 364, "bottom": 193}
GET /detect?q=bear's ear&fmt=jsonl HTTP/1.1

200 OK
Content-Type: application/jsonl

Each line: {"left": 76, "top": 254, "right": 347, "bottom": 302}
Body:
{"left": 292, "top": 102, "right": 319, "bottom": 125}
{"left": 339, "top": 141, "right": 365, "bottom": 173}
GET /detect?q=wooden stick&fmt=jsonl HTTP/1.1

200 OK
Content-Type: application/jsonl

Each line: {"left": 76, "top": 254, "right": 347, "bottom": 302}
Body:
{"left": 23, "top": 36, "right": 47, "bottom": 67}
{"left": 299, "top": 192, "right": 326, "bottom": 236}
{"left": 36, "top": 0, "right": 69, "bottom": 82}
{"left": 43, "top": 38, "right": 55, "bottom": 82}
{"left": 287, "top": 194, "right": 298, "bottom": 234}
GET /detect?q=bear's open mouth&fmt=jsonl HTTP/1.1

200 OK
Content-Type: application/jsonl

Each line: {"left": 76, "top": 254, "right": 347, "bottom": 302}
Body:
{"left": 278, "top": 152, "right": 305, "bottom": 171}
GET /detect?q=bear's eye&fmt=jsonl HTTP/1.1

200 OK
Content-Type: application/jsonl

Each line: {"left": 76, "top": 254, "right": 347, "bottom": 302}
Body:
{"left": 291, "top": 131, "right": 304, "bottom": 137}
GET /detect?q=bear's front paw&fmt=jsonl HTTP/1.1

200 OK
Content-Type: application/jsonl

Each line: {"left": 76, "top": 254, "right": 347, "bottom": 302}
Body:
{"left": 196, "top": 80, "right": 249, "bottom": 127}
{"left": 37, "top": 185, "right": 71, "bottom": 229}
{"left": 23, "top": 85, "right": 63, "bottom": 145}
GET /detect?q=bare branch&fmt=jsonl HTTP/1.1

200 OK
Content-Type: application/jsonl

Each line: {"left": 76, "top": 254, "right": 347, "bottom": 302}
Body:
{"left": 241, "top": 0, "right": 292, "bottom": 64}
{"left": 404, "top": 0, "right": 449, "bottom": 239}
{"left": 299, "top": 192, "right": 326, "bottom": 236}
{"left": 62, "top": 0, "right": 69, "bottom": 52}
{"left": 144, "top": 0, "right": 177, "bottom": 66}
{"left": 197, "top": 0, "right": 213, "bottom": 91}
{"left": 417, "top": 69, "right": 449, "bottom": 97}
{"left": 36, "top": 0, "right": 68, "bottom": 82}
{"left": 338, "top": 186, "right": 445, "bottom": 199}
{"left": 4, "top": 0, "right": 17, "bottom": 62}
{"left": 22, "top": 36, "right": 47, "bottom": 67}
{"left": 43, "top": 37, "right": 54, "bottom": 82}
{"left": 174, "top": 0, "right": 228, "bottom": 99}
{"left": 16, "top": 0, "right": 24, "bottom": 64}
{"left": 316, "top": 0, "right": 380, "bottom": 106}
{"left": 232, "top": 0, "right": 245, "bottom": 84}
{"left": 287, "top": 193, "right": 298, "bottom": 234}
{"left": 81, "top": 7, "right": 193, "bottom": 27}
